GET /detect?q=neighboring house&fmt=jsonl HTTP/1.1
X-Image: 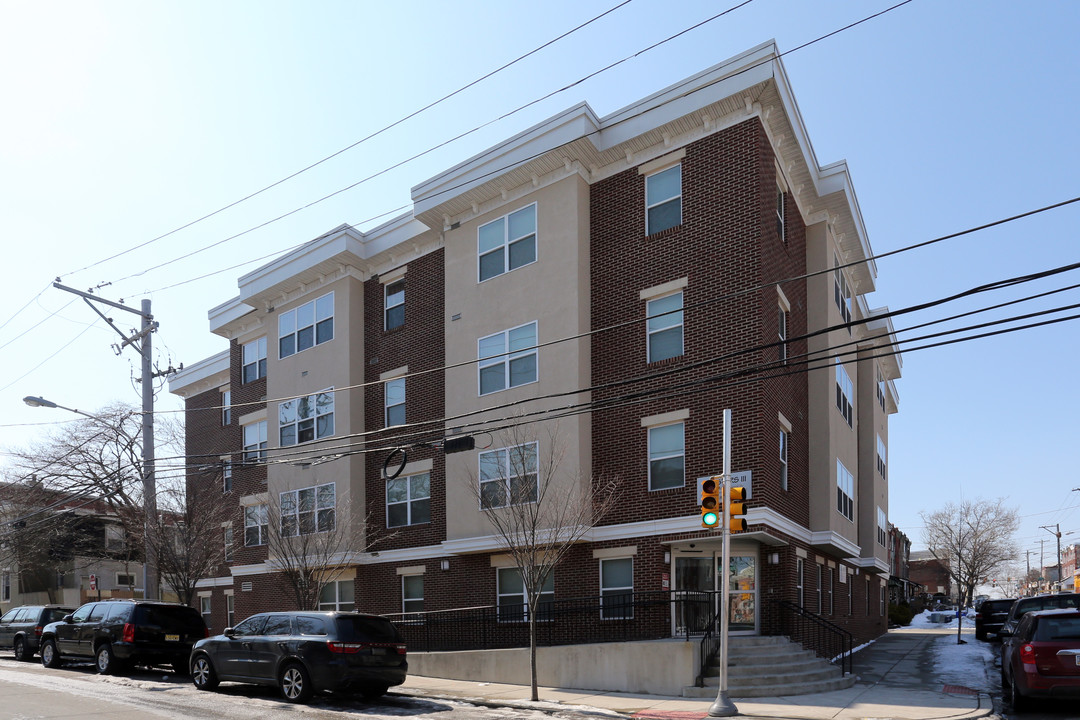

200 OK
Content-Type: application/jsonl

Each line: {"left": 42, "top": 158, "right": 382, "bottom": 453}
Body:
{"left": 887, "top": 524, "right": 920, "bottom": 604}
{"left": 909, "top": 551, "right": 952, "bottom": 599}
{"left": 169, "top": 42, "right": 901, "bottom": 685}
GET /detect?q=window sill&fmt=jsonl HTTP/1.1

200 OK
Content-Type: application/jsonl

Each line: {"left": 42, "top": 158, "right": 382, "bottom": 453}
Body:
{"left": 645, "top": 223, "right": 683, "bottom": 239}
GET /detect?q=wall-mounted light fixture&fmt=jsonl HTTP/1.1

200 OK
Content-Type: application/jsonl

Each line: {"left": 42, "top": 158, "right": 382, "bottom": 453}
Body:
{"left": 440, "top": 560, "right": 450, "bottom": 571}
{"left": 768, "top": 553, "right": 780, "bottom": 565}
{"left": 664, "top": 551, "right": 671, "bottom": 564}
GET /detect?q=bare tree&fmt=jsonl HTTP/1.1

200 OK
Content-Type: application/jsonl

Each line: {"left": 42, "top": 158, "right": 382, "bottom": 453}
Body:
{"left": 921, "top": 498, "right": 1019, "bottom": 608}
{"left": 465, "top": 423, "right": 618, "bottom": 701}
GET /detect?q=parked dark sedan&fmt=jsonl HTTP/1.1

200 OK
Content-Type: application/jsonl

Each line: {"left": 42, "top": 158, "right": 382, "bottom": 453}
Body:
{"left": 0, "top": 605, "right": 74, "bottom": 661}
{"left": 975, "top": 598, "right": 1016, "bottom": 640}
{"left": 1001, "top": 608, "right": 1080, "bottom": 710}
{"left": 189, "top": 611, "right": 407, "bottom": 703}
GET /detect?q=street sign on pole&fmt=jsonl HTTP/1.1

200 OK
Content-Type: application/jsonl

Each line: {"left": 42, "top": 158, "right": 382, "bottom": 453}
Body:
{"left": 89, "top": 574, "right": 97, "bottom": 591}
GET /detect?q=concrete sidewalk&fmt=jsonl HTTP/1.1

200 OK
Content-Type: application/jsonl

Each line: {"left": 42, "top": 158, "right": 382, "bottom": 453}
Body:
{"left": 395, "top": 628, "right": 995, "bottom": 719}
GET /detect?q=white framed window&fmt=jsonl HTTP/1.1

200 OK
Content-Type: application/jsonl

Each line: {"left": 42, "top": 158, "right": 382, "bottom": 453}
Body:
{"left": 244, "top": 504, "right": 268, "bottom": 546}
{"left": 779, "top": 429, "right": 789, "bottom": 491}
{"left": 243, "top": 420, "right": 267, "bottom": 463}
{"left": 479, "top": 443, "right": 538, "bottom": 509}
{"left": 600, "top": 557, "right": 634, "bottom": 619}
{"left": 116, "top": 572, "right": 137, "bottom": 588}
{"left": 880, "top": 585, "right": 887, "bottom": 616}
{"left": 776, "top": 185, "right": 786, "bottom": 243}
{"left": 778, "top": 306, "right": 787, "bottom": 364}
{"left": 796, "top": 558, "right": 804, "bottom": 607}
{"left": 242, "top": 337, "right": 267, "bottom": 384}
{"left": 816, "top": 565, "right": 823, "bottom": 614}
{"left": 833, "top": 255, "right": 852, "bottom": 331}
{"left": 646, "top": 292, "right": 683, "bottom": 363}
{"left": 387, "top": 472, "right": 430, "bottom": 527}
{"left": 648, "top": 422, "right": 684, "bottom": 491}
{"left": 279, "top": 292, "right": 334, "bottom": 359}
{"left": 836, "top": 459, "right": 854, "bottom": 522}
{"left": 497, "top": 567, "right": 553, "bottom": 622}
{"left": 280, "top": 483, "right": 336, "bottom": 536}
{"left": 835, "top": 359, "right": 854, "bottom": 428}
{"left": 200, "top": 596, "right": 211, "bottom": 627}
{"left": 646, "top": 164, "right": 681, "bottom": 235}
{"left": 876, "top": 368, "right": 886, "bottom": 412}
{"left": 877, "top": 435, "right": 887, "bottom": 478}
{"left": 385, "top": 378, "right": 405, "bottom": 427}
{"left": 848, "top": 569, "right": 854, "bottom": 615}
{"left": 2, "top": 571, "right": 10, "bottom": 602}
{"left": 385, "top": 278, "right": 405, "bottom": 330}
{"left": 478, "top": 321, "right": 537, "bottom": 395}
{"left": 226, "top": 593, "right": 235, "bottom": 628}
{"left": 827, "top": 568, "right": 835, "bottom": 615}
{"left": 877, "top": 507, "right": 888, "bottom": 548}
{"left": 402, "top": 575, "right": 424, "bottom": 615}
{"left": 224, "top": 526, "right": 234, "bottom": 562}
{"left": 221, "top": 390, "right": 231, "bottom": 425}
{"left": 479, "top": 204, "right": 537, "bottom": 282}
{"left": 319, "top": 579, "right": 355, "bottom": 611}
{"left": 279, "top": 390, "right": 335, "bottom": 446}
{"left": 222, "top": 459, "right": 232, "bottom": 493}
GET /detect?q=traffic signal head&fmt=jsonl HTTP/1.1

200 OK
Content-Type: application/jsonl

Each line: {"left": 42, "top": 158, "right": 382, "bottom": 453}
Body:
{"left": 728, "top": 486, "right": 747, "bottom": 533}
{"left": 699, "top": 476, "right": 721, "bottom": 528}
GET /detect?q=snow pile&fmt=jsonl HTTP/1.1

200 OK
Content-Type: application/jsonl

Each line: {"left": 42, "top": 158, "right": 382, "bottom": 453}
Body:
{"left": 932, "top": 632, "right": 998, "bottom": 693}
{"left": 908, "top": 609, "right": 976, "bottom": 629}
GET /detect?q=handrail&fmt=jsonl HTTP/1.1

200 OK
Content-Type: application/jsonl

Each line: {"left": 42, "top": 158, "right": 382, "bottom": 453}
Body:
{"left": 767, "top": 598, "right": 854, "bottom": 676}
{"left": 695, "top": 603, "right": 724, "bottom": 687}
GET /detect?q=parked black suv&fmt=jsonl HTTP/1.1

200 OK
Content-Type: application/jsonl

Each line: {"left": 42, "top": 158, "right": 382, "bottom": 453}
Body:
{"left": 998, "top": 593, "right": 1080, "bottom": 639}
{"left": 0, "top": 605, "right": 74, "bottom": 661}
{"left": 975, "top": 598, "right": 1016, "bottom": 640}
{"left": 39, "top": 599, "right": 207, "bottom": 674}
{"left": 189, "top": 611, "right": 407, "bottom": 703}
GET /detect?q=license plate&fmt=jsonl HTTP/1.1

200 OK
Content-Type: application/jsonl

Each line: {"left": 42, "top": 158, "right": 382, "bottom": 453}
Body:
{"left": 165, "top": 634, "right": 179, "bottom": 642}
{"left": 371, "top": 647, "right": 387, "bottom": 655}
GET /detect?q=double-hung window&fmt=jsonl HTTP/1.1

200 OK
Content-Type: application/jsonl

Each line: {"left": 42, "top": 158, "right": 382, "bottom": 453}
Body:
{"left": 279, "top": 292, "right": 334, "bottom": 359}
{"left": 877, "top": 368, "right": 886, "bottom": 412}
{"left": 319, "top": 579, "right": 355, "bottom": 611}
{"left": 224, "top": 526, "right": 234, "bottom": 562}
{"left": 221, "top": 390, "right": 231, "bottom": 425}
{"left": 778, "top": 306, "right": 788, "bottom": 364}
{"left": 796, "top": 558, "right": 804, "bottom": 607}
{"left": 479, "top": 442, "right": 538, "bottom": 509}
{"left": 497, "top": 567, "right": 553, "bottom": 622}
{"left": 776, "top": 186, "right": 786, "bottom": 243}
{"left": 835, "top": 359, "right": 854, "bottom": 427}
{"left": 646, "top": 164, "right": 681, "bottom": 235}
{"left": 243, "top": 421, "right": 267, "bottom": 463}
{"left": 385, "top": 378, "right": 405, "bottom": 427}
{"left": 222, "top": 458, "right": 232, "bottom": 492}
{"left": 877, "top": 435, "right": 887, "bottom": 478}
{"left": 648, "top": 422, "right": 684, "bottom": 490}
{"left": 402, "top": 575, "right": 424, "bottom": 615}
{"left": 387, "top": 472, "right": 430, "bottom": 527}
{"left": 600, "top": 558, "right": 634, "bottom": 619}
{"left": 877, "top": 507, "right": 888, "bottom": 547}
{"left": 478, "top": 322, "right": 537, "bottom": 395}
{"left": 833, "top": 255, "right": 852, "bottom": 330}
{"left": 279, "top": 391, "right": 334, "bottom": 446}
{"left": 242, "top": 338, "right": 266, "bottom": 384}
{"left": 836, "top": 459, "right": 854, "bottom": 522}
{"left": 244, "top": 504, "right": 268, "bottom": 546}
{"left": 479, "top": 204, "right": 537, "bottom": 282}
{"left": 647, "top": 292, "right": 683, "bottom": 362}
{"left": 779, "top": 429, "right": 789, "bottom": 491}
{"left": 280, "top": 482, "right": 336, "bottom": 536}
{"left": 385, "top": 279, "right": 405, "bottom": 330}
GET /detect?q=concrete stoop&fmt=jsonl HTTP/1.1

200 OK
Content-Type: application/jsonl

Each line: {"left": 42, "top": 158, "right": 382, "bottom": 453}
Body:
{"left": 682, "top": 635, "right": 856, "bottom": 698}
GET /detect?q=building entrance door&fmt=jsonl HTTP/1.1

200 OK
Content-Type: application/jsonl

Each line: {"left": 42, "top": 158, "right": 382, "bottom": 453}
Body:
{"left": 673, "top": 555, "right": 714, "bottom": 635}
{"left": 724, "top": 553, "right": 758, "bottom": 633}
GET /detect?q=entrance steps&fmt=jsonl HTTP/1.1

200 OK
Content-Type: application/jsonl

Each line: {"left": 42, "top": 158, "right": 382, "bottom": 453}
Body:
{"left": 682, "top": 635, "right": 855, "bottom": 698}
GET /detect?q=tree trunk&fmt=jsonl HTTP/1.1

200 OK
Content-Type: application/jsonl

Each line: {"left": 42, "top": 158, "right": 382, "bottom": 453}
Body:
{"left": 529, "top": 607, "right": 538, "bottom": 701}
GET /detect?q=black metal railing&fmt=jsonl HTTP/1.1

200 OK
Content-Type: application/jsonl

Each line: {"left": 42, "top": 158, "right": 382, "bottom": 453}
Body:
{"left": 696, "top": 603, "right": 724, "bottom": 687}
{"left": 768, "top": 599, "right": 854, "bottom": 676}
{"left": 383, "top": 590, "right": 718, "bottom": 652}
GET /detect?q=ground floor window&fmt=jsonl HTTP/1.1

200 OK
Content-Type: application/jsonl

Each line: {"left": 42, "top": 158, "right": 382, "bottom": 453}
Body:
{"left": 496, "top": 567, "right": 553, "bottom": 622}
{"left": 600, "top": 558, "right": 634, "bottom": 619}
{"left": 319, "top": 579, "right": 355, "bottom": 611}
{"left": 402, "top": 575, "right": 424, "bottom": 615}
{"left": 200, "top": 596, "right": 211, "bottom": 630}
{"left": 796, "top": 558, "right": 804, "bottom": 607}
{"left": 226, "top": 593, "right": 235, "bottom": 628}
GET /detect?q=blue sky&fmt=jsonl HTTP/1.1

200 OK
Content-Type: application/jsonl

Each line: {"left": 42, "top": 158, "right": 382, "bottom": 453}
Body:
{"left": 2, "top": 0, "right": 1078, "bottom": 565}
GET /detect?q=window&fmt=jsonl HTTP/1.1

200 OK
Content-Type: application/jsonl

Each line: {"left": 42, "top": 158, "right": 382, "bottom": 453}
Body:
{"left": 385, "top": 278, "right": 405, "bottom": 330}
{"left": 385, "top": 378, "right": 405, "bottom": 427}
{"left": 279, "top": 391, "right": 335, "bottom": 446}
{"left": 244, "top": 504, "right": 268, "bottom": 546}
{"left": 866, "top": 578, "right": 871, "bottom": 615}
{"left": 116, "top": 572, "right": 136, "bottom": 587}
{"left": 646, "top": 292, "right": 683, "bottom": 363}
{"left": 402, "top": 575, "right": 424, "bottom": 615}
{"left": 387, "top": 472, "right": 430, "bottom": 527}
{"left": 242, "top": 338, "right": 267, "bottom": 384}
{"left": 848, "top": 569, "right": 854, "bottom": 615}
{"left": 835, "top": 359, "right": 853, "bottom": 427}
{"left": 827, "top": 568, "right": 834, "bottom": 616}
{"left": 646, "top": 164, "right": 681, "bottom": 234}
{"left": 836, "top": 459, "right": 854, "bottom": 522}
{"left": 796, "top": 558, "right": 804, "bottom": 608}
{"left": 479, "top": 443, "right": 538, "bottom": 509}
{"left": 479, "top": 204, "right": 537, "bottom": 282}
{"left": 221, "top": 390, "right": 231, "bottom": 425}
{"left": 243, "top": 421, "right": 267, "bottom": 463}
{"left": 1, "top": 571, "right": 9, "bottom": 602}
{"left": 497, "top": 567, "right": 553, "bottom": 622}
{"left": 226, "top": 594, "right": 235, "bottom": 628}
{"left": 478, "top": 322, "right": 537, "bottom": 395}
{"left": 200, "top": 596, "right": 211, "bottom": 628}
{"left": 877, "top": 507, "right": 888, "bottom": 548}
{"left": 877, "top": 435, "right": 887, "bottom": 478}
{"left": 648, "top": 422, "right": 684, "bottom": 491}
{"left": 280, "top": 483, "right": 336, "bottom": 536}
{"left": 876, "top": 368, "right": 886, "bottom": 412}
{"left": 105, "top": 524, "right": 124, "bottom": 551}
{"left": 601, "top": 558, "right": 634, "bottom": 619}
{"left": 319, "top": 579, "right": 355, "bottom": 611}
{"left": 880, "top": 585, "right": 887, "bottom": 616}
{"left": 833, "top": 255, "right": 852, "bottom": 330}
{"left": 778, "top": 306, "right": 787, "bottom": 364}
{"left": 222, "top": 459, "right": 232, "bottom": 493}
{"left": 224, "top": 526, "right": 234, "bottom": 562}
{"left": 279, "top": 292, "right": 334, "bottom": 359}
{"left": 776, "top": 186, "right": 786, "bottom": 243}
{"left": 816, "top": 565, "right": 823, "bottom": 614}
{"left": 779, "top": 429, "right": 789, "bottom": 491}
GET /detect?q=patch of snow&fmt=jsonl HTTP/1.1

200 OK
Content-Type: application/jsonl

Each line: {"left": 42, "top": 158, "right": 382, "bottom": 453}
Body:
{"left": 931, "top": 632, "right": 997, "bottom": 694}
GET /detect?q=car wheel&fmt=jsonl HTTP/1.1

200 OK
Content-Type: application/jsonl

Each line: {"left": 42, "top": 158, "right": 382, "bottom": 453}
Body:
{"left": 41, "top": 639, "right": 61, "bottom": 669}
{"left": 190, "top": 655, "right": 219, "bottom": 691}
{"left": 13, "top": 637, "right": 30, "bottom": 662}
{"left": 1010, "top": 673, "right": 1029, "bottom": 711}
{"left": 360, "top": 684, "right": 389, "bottom": 700}
{"left": 95, "top": 643, "right": 117, "bottom": 675}
{"left": 279, "top": 662, "right": 312, "bottom": 703}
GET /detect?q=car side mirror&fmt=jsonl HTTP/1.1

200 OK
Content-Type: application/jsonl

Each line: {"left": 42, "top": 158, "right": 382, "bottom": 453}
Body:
{"left": 998, "top": 627, "right": 1012, "bottom": 638}
{"left": 62, "top": 614, "right": 74, "bottom": 623}
{"left": 223, "top": 627, "right": 235, "bottom": 637}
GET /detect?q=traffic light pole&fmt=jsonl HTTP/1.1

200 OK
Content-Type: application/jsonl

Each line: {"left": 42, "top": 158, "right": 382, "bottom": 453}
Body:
{"left": 708, "top": 408, "right": 738, "bottom": 718}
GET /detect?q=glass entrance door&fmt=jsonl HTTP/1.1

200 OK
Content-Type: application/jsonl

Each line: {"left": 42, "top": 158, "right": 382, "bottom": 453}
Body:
{"left": 673, "top": 556, "right": 714, "bottom": 635}
{"left": 725, "top": 554, "right": 758, "bottom": 633}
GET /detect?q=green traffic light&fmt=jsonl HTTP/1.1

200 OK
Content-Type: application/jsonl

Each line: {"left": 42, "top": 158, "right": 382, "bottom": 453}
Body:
{"left": 702, "top": 511, "right": 719, "bottom": 527}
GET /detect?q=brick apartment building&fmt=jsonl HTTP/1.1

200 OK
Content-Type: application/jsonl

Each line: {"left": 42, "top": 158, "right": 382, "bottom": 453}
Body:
{"left": 170, "top": 42, "right": 901, "bottom": 686}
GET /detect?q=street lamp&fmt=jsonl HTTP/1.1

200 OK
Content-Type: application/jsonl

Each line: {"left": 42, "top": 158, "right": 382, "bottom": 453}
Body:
{"left": 22, "top": 394, "right": 158, "bottom": 600}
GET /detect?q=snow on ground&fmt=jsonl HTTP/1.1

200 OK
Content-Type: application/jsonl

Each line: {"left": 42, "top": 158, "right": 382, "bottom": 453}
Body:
{"left": 907, "top": 610, "right": 998, "bottom": 694}
{"left": 908, "top": 608, "right": 976, "bottom": 629}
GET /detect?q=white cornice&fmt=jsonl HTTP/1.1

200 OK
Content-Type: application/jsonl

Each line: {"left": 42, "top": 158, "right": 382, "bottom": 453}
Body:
{"left": 810, "top": 530, "right": 861, "bottom": 558}
{"left": 168, "top": 349, "right": 230, "bottom": 398}
{"left": 194, "top": 575, "right": 235, "bottom": 588}
{"left": 853, "top": 556, "right": 891, "bottom": 575}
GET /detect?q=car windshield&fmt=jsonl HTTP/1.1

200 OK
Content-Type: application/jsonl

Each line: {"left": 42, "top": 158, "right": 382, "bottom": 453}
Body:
{"left": 334, "top": 616, "right": 401, "bottom": 643}
{"left": 1017, "top": 596, "right": 1080, "bottom": 618}
{"left": 133, "top": 605, "right": 205, "bottom": 633}
{"left": 1034, "top": 616, "right": 1080, "bottom": 640}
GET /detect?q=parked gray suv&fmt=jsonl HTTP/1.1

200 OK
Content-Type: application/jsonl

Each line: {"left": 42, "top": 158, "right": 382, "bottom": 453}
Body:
{"left": 0, "top": 605, "right": 74, "bottom": 661}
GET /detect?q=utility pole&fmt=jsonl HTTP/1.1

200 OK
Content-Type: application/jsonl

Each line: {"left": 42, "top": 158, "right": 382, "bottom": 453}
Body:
{"left": 53, "top": 283, "right": 159, "bottom": 600}
{"left": 1040, "top": 524, "right": 1062, "bottom": 592}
